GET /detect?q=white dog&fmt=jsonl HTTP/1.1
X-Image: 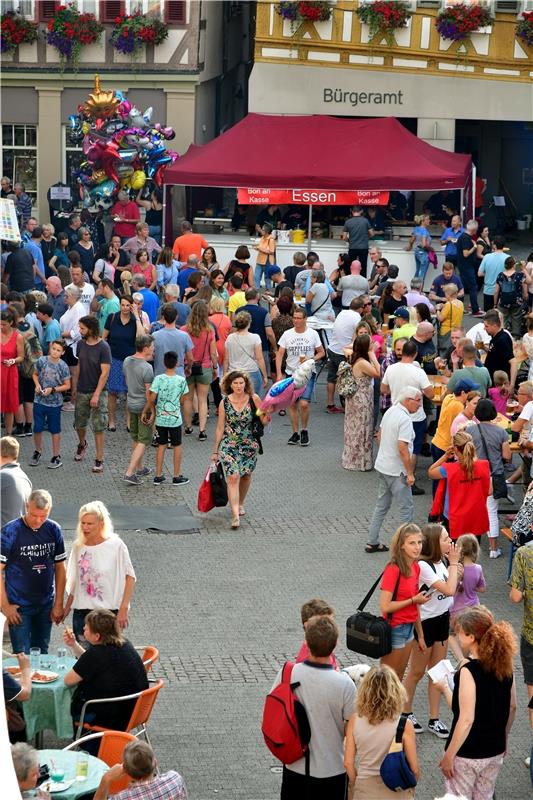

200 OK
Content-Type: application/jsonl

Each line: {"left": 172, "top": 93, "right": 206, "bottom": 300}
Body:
{"left": 342, "top": 663, "right": 371, "bottom": 686}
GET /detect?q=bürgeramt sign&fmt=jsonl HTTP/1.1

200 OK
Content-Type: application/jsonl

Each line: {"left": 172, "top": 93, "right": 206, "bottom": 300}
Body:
{"left": 323, "top": 88, "right": 404, "bottom": 107}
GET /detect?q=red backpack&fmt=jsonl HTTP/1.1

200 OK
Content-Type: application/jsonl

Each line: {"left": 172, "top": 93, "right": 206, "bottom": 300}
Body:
{"left": 262, "top": 662, "right": 311, "bottom": 772}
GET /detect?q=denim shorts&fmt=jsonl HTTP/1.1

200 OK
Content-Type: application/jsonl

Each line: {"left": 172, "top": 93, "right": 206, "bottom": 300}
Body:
{"left": 299, "top": 373, "right": 317, "bottom": 403}
{"left": 33, "top": 402, "right": 62, "bottom": 435}
{"left": 390, "top": 622, "right": 415, "bottom": 650}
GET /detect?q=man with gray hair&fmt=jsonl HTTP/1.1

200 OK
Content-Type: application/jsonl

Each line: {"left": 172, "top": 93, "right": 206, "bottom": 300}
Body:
{"left": 405, "top": 277, "right": 435, "bottom": 312}
{"left": 131, "top": 273, "right": 160, "bottom": 323}
{"left": 14, "top": 182, "right": 32, "bottom": 226}
{"left": 11, "top": 743, "right": 46, "bottom": 797}
{"left": 365, "top": 387, "right": 420, "bottom": 552}
{"left": 93, "top": 739, "right": 188, "bottom": 800}
{"left": 1, "top": 488, "right": 66, "bottom": 654}
{"left": 457, "top": 219, "right": 482, "bottom": 317}
{"left": 111, "top": 190, "right": 140, "bottom": 241}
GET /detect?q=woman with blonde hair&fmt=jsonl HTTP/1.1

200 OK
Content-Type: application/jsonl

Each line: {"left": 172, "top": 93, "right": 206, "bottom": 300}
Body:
{"left": 436, "top": 283, "right": 464, "bottom": 355}
{"left": 379, "top": 523, "right": 429, "bottom": 680}
{"left": 345, "top": 665, "right": 419, "bottom": 799}
{"left": 63, "top": 501, "right": 136, "bottom": 641}
{"left": 439, "top": 606, "right": 517, "bottom": 799}
{"left": 428, "top": 430, "right": 491, "bottom": 540}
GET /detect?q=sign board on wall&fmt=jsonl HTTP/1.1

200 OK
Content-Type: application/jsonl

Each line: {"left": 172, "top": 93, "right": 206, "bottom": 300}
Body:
{"left": 0, "top": 199, "right": 21, "bottom": 242}
{"left": 237, "top": 188, "right": 389, "bottom": 206}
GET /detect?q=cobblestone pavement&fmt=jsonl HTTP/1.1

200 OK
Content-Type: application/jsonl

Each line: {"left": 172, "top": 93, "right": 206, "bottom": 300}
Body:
{"left": 16, "top": 368, "right": 532, "bottom": 799}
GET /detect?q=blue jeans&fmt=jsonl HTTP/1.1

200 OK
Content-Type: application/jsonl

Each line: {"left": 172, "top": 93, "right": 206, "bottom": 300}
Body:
{"left": 414, "top": 249, "right": 429, "bottom": 284}
{"left": 148, "top": 224, "right": 162, "bottom": 244}
{"left": 254, "top": 262, "right": 271, "bottom": 290}
{"left": 367, "top": 473, "right": 414, "bottom": 546}
{"left": 9, "top": 601, "right": 53, "bottom": 654}
{"left": 249, "top": 369, "right": 263, "bottom": 396}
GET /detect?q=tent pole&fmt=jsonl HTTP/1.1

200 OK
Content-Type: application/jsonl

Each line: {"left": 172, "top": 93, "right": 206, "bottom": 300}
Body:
{"left": 460, "top": 188, "right": 465, "bottom": 224}
{"left": 471, "top": 164, "right": 476, "bottom": 220}
{"left": 162, "top": 187, "right": 167, "bottom": 246}
{"left": 307, "top": 204, "right": 312, "bottom": 251}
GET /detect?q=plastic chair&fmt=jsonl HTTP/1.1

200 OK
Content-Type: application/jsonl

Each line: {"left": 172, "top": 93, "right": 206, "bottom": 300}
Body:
{"left": 134, "top": 645, "right": 160, "bottom": 673}
{"left": 75, "top": 678, "right": 164, "bottom": 750}
{"left": 64, "top": 730, "right": 137, "bottom": 794}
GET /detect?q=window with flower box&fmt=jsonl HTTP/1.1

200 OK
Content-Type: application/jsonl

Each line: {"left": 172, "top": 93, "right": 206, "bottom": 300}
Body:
{"left": 1, "top": 124, "right": 38, "bottom": 205}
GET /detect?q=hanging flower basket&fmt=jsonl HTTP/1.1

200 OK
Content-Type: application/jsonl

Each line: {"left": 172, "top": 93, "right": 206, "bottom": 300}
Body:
{"left": 110, "top": 11, "right": 169, "bottom": 57}
{"left": 435, "top": 3, "right": 493, "bottom": 43}
{"left": 1, "top": 9, "right": 38, "bottom": 54}
{"left": 47, "top": 3, "right": 103, "bottom": 69}
{"left": 276, "top": 1, "right": 333, "bottom": 24}
{"left": 356, "top": 1, "right": 411, "bottom": 45}
{"left": 516, "top": 11, "right": 533, "bottom": 47}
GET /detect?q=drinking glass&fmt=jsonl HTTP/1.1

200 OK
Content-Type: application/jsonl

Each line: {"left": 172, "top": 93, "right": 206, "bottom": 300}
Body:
{"left": 76, "top": 752, "right": 89, "bottom": 782}
{"left": 40, "top": 654, "right": 52, "bottom": 671}
{"left": 29, "top": 647, "right": 41, "bottom": 671}
{"left": 57, "top": 647, "right": 68, "bottom": 670}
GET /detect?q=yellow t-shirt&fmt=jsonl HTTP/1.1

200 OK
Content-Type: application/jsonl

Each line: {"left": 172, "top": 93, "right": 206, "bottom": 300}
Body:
{"left": 439, "top": 299, "right": 464, "bottom": 336}
{"left": 392, "top": 323, "right": 417, "bottom": 344}
{"left": 228, "top": 291, "right": 247, "bottom": 315}
{"left": 432, "top": 394, "right": 464, "bottom": 451}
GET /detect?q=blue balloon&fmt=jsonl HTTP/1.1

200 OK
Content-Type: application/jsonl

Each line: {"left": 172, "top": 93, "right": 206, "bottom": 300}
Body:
{"left": 270, "top": 377, "right": 293, "bottom": 397}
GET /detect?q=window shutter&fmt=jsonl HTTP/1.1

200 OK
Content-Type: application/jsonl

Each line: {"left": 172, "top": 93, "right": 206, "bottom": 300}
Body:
{"left": 40, "top": 1, "right": 58, "bottom": 19}
{"left": 166, "top": 1, "right": 186, "bottom": 24}
{"left": 100, "top": 1, "right": 126, "bottom": 22}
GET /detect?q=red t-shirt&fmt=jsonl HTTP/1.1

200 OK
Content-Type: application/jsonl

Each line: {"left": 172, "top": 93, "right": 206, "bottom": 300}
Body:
{"left": 111, "top": 201, "right": 140, "bottom": 239}
{"left": 381, "top": 562, "right": 420, "bottom": 627}
{"left": 295, "top": 641, "right": 338, "bottom": 670}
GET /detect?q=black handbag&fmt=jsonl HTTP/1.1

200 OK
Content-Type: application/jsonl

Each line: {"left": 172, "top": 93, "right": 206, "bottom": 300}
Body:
{"left": 209, "top": 461, "right": 228, "bottom": 507}
{"left": 346, "top": 570, "right": 400, "bottom": 659}
{"left": 477, "top": 423, "right": 508, "bottom": 500}
{"left": 249, "top": 396, "right": 265, "bottom": 455}
{"left": 191, "top": 334, "right": 209, "bottom": 376}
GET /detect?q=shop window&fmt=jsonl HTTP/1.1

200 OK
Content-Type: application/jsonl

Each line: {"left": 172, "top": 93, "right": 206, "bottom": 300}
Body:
{"left": 1, "top": 124, "right": 38, "bottom": 205}
{"left": 165, "top": 1, "right": 186, "bottom": 24}
{"left": 62, "top": 127, "right": 85, "bottom": 197}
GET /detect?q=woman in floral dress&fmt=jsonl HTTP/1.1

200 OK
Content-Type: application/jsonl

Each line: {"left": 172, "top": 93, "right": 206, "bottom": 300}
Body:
{"left": 63, "top": 500, "right": 136, "bottom": 641}
{"left": 342, "top": 333, "right": 380, "bottom": 471}
{"left": 212, "top": 370, "right": 262, "bottom": 529}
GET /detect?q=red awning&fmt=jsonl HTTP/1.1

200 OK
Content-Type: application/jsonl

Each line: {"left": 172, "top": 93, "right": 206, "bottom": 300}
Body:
{"left": 163, "top": 114, "right": 471, "bottom": 192}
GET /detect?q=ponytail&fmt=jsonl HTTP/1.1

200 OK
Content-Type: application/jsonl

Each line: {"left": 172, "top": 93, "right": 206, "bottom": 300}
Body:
{"left": 453, "top": 430, "right": 476, "bottom": 480}
{"left": 456, "top": 606, "right": 517, "bottom": 681}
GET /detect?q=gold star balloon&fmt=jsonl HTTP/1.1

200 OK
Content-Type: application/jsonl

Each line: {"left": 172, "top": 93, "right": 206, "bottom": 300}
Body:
{"left": 83, "top": 75, "right": 120, "bottom": 119}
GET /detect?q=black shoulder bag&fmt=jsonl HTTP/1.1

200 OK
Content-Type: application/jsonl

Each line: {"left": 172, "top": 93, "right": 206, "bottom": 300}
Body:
{"left": 346, "top": 569, "right": 401, "bottom": 659}
{"left": 248, "top": 396, "right": 264, "bottom": 455}
{"left": 477, "top": 423, "right": 508, "bottom": 500}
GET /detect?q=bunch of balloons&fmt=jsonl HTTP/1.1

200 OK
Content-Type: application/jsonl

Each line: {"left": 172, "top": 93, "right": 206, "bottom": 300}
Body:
{"left": 67, "top": 74, "right": 178, "bottom": 207}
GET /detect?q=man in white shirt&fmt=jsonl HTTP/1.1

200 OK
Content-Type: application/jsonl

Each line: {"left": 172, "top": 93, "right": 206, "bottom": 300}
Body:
{"left": 366, "top": 387, "right": 421, "bottom": 551}
{"left": 381, "top": 340, "right": 434, "bottom": 495}
{"left": 325, "top": 297, "right": 363, "bottom": 413}
{"left": 66, "top": 265, "right": 95, "bottom": 314}
{"left": 276, "top": 308, "right": 325, "bottom": 447}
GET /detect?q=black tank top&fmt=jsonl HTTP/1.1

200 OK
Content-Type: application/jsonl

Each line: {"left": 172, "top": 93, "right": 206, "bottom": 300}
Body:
{"left": 446, "top": 659, "right": 512, "bottom": 758}
{"left": 145, "top": 207, "right": 162, "bottom": 226}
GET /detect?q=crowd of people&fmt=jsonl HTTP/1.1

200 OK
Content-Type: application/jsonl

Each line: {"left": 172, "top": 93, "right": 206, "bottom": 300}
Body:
{"left": 2, "top": 200, "right": 533, "bottom": 798}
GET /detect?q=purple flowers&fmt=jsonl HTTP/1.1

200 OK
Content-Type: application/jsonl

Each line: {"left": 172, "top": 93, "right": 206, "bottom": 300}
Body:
{"left": 47, "top": 29, "right": 76, "bottom": 58}
{"left": 110, "top": 31, "right": 136, "bottom": 54}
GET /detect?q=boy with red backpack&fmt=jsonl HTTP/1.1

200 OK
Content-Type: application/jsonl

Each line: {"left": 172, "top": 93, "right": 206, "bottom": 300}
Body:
{"left": 263, "top": 616, "right": 355, "bottom": 799}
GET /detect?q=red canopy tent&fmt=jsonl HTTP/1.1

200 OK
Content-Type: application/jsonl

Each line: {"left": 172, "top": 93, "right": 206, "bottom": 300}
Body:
{"left": 162, "top": 114, "right": 473, "bottom": 241}
{"left": 164, "top": 114, "right": 472, "bottom": 191}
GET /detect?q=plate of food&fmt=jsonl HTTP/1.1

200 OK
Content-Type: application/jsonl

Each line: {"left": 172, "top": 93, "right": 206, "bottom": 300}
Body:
{"left": 6, "top": 666, "right": 22, "bottom": 678}
{"left": 32, "top": 670, "right": 59, "bottom": 683}
{"left": 42, "top": 779, "right": 75, "bottom": 793}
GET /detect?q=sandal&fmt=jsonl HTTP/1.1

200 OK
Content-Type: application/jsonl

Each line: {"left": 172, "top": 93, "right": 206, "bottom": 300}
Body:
{"left": 231, "top": 517, "right": 240, "bottom": 530}
{"left": 107, "top": 425, "right": 117, "bottom": 432}
{"left": 365, "top": 543, "right": 389, "bottom": 553}
{"left": 239, "top": 505, "right": 246, "bottom": 516}
{"left": 278, "top": 409, "right": 287, "bottom": 416}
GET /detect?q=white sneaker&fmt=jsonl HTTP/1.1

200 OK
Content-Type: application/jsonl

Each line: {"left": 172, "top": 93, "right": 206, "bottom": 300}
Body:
{"left": 525, "top": 756, "right": 531, "bottom": 769}
{"left": 489, "top": 549, "right": 502, "bottom": 559}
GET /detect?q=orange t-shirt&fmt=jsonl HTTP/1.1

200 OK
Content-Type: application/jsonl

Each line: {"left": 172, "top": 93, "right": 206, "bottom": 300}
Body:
{"left": 172, "top": 232, "right": 209, "bottom": 261}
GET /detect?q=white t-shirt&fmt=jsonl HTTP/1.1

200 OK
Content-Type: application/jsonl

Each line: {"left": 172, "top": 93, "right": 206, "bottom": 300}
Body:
{"left": 66, "top": 536, "right": 136, "bottom": 610}
{"left": 375, "top": 403, "right": 414, "bottom": 476}
{"left": 382, "top": 361, "right": 431, "bottom": 423}
{"left": 66, "top": 281, "right": 95, "bottom": 314}
{"left": 278, "top": 327, "right": 322, "bottom": 374}
{"left": 418, "top": 559, "right": 453, "bottom": 621}
{"left": 465, "top": 322, "right": 491, "bottom": 348}
{"left": 328, "top": 310, "right": 361, "bottom": 355}
{"left": 519, "top": 400, "right": 533, "bottom": 443}
{"left": 224, "top": 331, "right": 262, "bottom": 373}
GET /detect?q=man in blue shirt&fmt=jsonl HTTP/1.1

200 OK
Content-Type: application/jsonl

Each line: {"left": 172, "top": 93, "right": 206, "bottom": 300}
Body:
{"left": 478, "top": 236, "right": 508, "bottom": 312}
{"left": 429, "top": 262, "right": 465, "bottom": 304}
{"left": 0, "top": 489, "right": 66, "bottom": 654}
{"left": 177, "top": 255, "right": 202, "bottom": 300}
{"left": 25, "top": 228, "right": 46, "bottom": 289}
{"left": 440, "top": 215, "right": 464, "bottom": 266}
{"left": 130, "top": 274, "right": 160, "bottom": 323}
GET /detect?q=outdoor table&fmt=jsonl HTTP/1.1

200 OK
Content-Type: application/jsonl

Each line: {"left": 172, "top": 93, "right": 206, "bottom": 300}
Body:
{"left": 39, "top": 749, "right": 107, "bottom": 800}
{"left": 5, "top": 656, "right": 76, "bottom": 746}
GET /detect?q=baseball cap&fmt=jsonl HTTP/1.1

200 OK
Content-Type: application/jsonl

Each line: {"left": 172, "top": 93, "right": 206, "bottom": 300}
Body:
{"left": 391, "top": 307, "right": 409, "bottom": 320}
{"left": 266, "top": 265, "right": 281, "bottom": 279}
{"left": 453, "top": 378, "right": 479, "bottom": 394}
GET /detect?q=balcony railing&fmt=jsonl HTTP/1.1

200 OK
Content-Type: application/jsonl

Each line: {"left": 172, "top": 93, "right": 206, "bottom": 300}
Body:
{"left": 255, "top": 1, "right": 533, "bottom": 83}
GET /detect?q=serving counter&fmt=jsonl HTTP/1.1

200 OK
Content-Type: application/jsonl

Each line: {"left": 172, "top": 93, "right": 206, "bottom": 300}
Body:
{"left": 183, "top": 232, "right": 445, "bottom": 289}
